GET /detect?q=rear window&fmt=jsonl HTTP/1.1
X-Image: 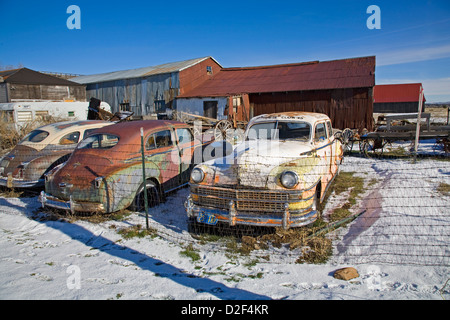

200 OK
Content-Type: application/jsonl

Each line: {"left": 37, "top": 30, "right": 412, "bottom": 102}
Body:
{"left": 59, "top": 132, "right": 80, "bottom": 145}
{"left": 20, "top": 130, "right": 50, "bottom": 143}
{"left": 77, "top": 134, "right": 119, "bottom": 150}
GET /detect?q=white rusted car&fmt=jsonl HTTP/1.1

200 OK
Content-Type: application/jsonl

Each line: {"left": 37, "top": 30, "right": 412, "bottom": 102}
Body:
{"left": 185, "top": 112, "right": 343, "bottom": 229}
{"left": 0, "top": 120, "right": 113, "bottom": 188}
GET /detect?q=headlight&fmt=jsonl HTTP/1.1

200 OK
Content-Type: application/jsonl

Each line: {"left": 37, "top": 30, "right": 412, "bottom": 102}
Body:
{"left": 280, "top": 171, "right": 299, "bottom": 189}
{"left": 191, "top": 167, "right": 205, "bottom": 183}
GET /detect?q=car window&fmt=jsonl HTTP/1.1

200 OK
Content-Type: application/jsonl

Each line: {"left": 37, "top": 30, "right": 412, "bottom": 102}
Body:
{"left": 246, "top": 122, "right": 276, "bottom": 140}
{"left": 326, "top": 121, "right": 333, "bottom": 137}
{"left": 77, "top": 134, "right": 119, "bottom": 150}
{"left": 146, "top": 134, "right": 156, "bottom": 150}
{"left": 146, "top": 130, "right": 173, "bottom": 150}
{"left": 277, "top": 122, "right": 311, "bottom": 140}
{"left": 59, "top": 132, "right": 80, "bottom": 145}
{"left": 20, "top": 130, "right": 49, "bottom": 143}
{"left": 176, "top": 128, "right": 193, "bottom": 144}
{"left": 314, "top": 122, "right": 327, "bottom": 141}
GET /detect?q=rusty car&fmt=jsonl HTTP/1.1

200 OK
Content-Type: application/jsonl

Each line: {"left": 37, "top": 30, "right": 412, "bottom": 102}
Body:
{"left": 185, "top": 112, "right": 344, "bottom": 229}
{"left": 38, "top": 120, "right": 220, "bottom": 214}
{"left": 0, "top": 120, "right": 113, "bottom": 188}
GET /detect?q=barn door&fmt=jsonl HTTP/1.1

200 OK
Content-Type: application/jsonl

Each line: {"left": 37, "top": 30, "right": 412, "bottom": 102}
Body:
{"left": 203, "top": 101, "right": 218, "bottom": 119}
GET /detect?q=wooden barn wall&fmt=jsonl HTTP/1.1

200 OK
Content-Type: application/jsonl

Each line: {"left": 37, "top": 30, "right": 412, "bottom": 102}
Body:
{"left": 374, "top": 102, "right": 424, "bottom": 114}
{"left": 250, "top": 88, "right": 373, "bottom": 131}
{"left": 179, "top": 57, "right": 222, "bottom": 95}
{"left": 8, "top": 84, "right": 86, "bottom": 102}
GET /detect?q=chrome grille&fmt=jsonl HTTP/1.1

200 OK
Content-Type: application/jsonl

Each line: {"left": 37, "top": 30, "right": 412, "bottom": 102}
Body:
{"left": 191, "top": 185, "right": 291, "bottom": 213}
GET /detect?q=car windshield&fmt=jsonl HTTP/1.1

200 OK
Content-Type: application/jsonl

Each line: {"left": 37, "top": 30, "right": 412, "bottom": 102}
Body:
{"left": 20, "top": 130, "right": 50, "bottom": 143}
{"left": 77, "top": 134, "right": 120, "bottom": 150}
{"left": 246, "top": 121, "right": 311, "bottom": 141}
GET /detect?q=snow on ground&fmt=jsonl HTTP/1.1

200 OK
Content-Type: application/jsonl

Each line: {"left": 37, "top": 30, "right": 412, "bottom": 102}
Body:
{"left": 0, "top": 140, "right": 449, "bottom": 300}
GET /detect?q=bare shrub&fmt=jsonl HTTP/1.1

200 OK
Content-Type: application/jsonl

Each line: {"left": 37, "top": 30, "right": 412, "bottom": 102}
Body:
{"left": 0, "top": 116, "right": 70, "bottom": 155}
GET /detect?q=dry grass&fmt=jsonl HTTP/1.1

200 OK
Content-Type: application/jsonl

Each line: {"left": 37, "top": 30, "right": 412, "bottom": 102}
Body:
{"left": 0, "top": 121, "right": 22, "bottom": 153}
{"left": 425, "top": 106, "right": 449, "bottom": 119}
{"left": 0, "top": 187, "right": 24, "bottom": 198}
{"left": 437, "top": 182, "right": 450, "bottom": 196}
{"left": 0, "top": 117, "right": 70, "bottom": 154}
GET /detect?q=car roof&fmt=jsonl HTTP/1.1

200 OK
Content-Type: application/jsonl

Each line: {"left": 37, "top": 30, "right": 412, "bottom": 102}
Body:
{"left": 36, "top": 120, "right": 111, "bottom": 132}
{"left": 88, "top": 120, "right": 189, "bottom": 144}
{"left": 251, "top": 112, "right": 330, "bottom": 123}
{"left": 19, "top": 120, "right": 113, "bottom": 150}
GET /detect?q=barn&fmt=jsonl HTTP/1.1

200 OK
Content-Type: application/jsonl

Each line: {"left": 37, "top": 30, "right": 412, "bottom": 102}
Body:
{"left": 71, "top": 57, "right": 222, "bottom": 116}
{"left": 373, "top": 83, "right": 425, "bottom": 114}
{"left": 176, "top": 56, "right": 376, "bottom": 131}
{"left": 0, "top": 68, "right": 86, "bottom": 103}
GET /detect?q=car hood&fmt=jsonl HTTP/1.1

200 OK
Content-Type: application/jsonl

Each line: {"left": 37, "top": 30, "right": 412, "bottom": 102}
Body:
{"left": 45, "top": 151, "right": 120, "bottom": 200}
{"left": 198, "top": 139, "right": 318, "bottom": 188}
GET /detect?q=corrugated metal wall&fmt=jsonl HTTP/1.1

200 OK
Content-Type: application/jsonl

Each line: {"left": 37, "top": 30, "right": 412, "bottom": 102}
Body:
{"left": 176, "top": 97, "right": 228, "bottom": 120}
{"left": 85, "top": 72, "right": 180, "bottom": 115}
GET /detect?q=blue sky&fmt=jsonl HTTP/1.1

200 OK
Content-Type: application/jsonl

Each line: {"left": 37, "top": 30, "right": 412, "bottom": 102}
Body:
{"left": 1, "top": 0, "right": 449, "bottom": 102}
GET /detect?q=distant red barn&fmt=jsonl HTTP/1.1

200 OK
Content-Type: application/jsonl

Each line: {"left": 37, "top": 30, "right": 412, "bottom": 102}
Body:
{"left": 177, "top": 56, "right": 376, "bottom": 131}
{"left": 373, "top": 83, "right": 425, "bottom": 113}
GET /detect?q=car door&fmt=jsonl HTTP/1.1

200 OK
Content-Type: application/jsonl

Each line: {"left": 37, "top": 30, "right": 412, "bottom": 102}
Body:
{"left": 314, "top": 121, "right": 333, "bottom": 182}
{"left": 145, "top": 128, "right": 180, "bottom": 191}
{"left": 326, "top": 120, "right": 339, "bottom": 175}
{"left": 175, "top": 127, "right": 196, "bottom": 184}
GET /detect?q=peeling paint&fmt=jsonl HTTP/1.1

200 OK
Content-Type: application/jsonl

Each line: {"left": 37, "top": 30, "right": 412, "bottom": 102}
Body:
{"left": 41, "top": 120, "right": 212, "bottom": 214}
{"left": 187, "top": 112, "right": 344, "bottom": 229}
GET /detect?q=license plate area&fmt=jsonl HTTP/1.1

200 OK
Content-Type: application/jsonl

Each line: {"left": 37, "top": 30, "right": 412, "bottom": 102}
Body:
{"left": 197, "top": 211, "right": 218, "bottom": 225}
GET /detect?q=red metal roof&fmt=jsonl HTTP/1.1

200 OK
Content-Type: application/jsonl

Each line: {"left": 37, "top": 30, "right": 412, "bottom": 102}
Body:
{"left": 373, "top": 83, "right": 426, "bottom": 103}
{"left": 178, "top": 56, "right": 375, "bottom": 98}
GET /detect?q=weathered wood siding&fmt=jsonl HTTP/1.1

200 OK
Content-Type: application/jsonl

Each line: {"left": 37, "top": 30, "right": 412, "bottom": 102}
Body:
{"left": 250, "top": 88, "right": 373, "bottom": 131}
{"left": 7, "top": 84, "right": 86, "bottom": 102}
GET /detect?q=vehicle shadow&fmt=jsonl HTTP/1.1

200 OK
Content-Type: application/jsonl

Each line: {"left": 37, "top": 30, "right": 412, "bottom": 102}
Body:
{"left": 0, "top": 196, "right": 271, "bottom": 300}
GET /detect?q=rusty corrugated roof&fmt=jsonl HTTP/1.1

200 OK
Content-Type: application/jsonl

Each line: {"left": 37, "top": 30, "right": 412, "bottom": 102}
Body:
{"left": 374, "top": 83, "right": 426, "bottom": 103}
{"left": 178, "top": 56, "right": 375, "bottom": 97}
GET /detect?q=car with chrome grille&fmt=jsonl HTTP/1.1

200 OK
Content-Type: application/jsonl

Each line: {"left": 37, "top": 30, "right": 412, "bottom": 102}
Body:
{"left": 185, "top": 112, "right": 343, "bottom": 229}
{"left": 39, "top": 120, "right": 215, "bottom": 214}
{"left": 0, "top": 120, "right": 113, "bottom": 189}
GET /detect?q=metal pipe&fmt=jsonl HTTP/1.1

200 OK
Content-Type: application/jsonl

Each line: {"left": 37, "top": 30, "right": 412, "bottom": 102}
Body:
{"left": 140, "top": 127, "right": 149, "bottom": 230}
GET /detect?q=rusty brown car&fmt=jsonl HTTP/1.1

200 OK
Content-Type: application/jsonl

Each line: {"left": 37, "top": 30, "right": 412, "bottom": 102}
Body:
{"left": 39, "top": 120, "right": 218, "bottom": 214}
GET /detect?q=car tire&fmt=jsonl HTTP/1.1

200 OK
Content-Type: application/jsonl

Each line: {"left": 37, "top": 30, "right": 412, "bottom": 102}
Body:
{"left": 131, "top": 180, "right": 160, "bottom": 212}
{"left": 313, "top": 184, "right": 321, "bottom": 218}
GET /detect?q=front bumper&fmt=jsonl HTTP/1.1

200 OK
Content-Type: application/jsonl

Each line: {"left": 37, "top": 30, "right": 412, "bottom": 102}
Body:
{"left": 38, "top": 191, "right": 105, "bottom": 214}
{"left": 0, "top": 175, "right": 44, "bottom": 188}
{"left": 185, "top": 185, "right": 319, "bottom": 229}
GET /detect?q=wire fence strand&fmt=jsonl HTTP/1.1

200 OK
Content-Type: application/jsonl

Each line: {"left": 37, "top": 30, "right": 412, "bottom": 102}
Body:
{"left": 1, "top": 143, "right": 449, "bottom": 267}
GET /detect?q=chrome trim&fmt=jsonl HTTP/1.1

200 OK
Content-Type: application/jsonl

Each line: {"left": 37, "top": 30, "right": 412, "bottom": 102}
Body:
{"left": 39, "top": 191, "right": 105, "bottom": 213}
{"left": 186, "top": 200, "right": 318, "bottom": 229}
{"left": 0, "top": 176, "right": 44, "bottom": 188}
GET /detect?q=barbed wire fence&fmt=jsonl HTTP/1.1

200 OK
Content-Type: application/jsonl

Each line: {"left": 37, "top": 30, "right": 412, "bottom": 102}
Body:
{"left": 0, "top": 141, "right": 449, "bottom": 267}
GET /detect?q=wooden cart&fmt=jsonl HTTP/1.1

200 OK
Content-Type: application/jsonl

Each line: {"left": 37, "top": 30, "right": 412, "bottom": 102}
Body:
{"left": 175, "top": 111, "right": 246, "bottom": 142}
{"left": 357, "top": 113, "right": 450, "bottom": 156}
